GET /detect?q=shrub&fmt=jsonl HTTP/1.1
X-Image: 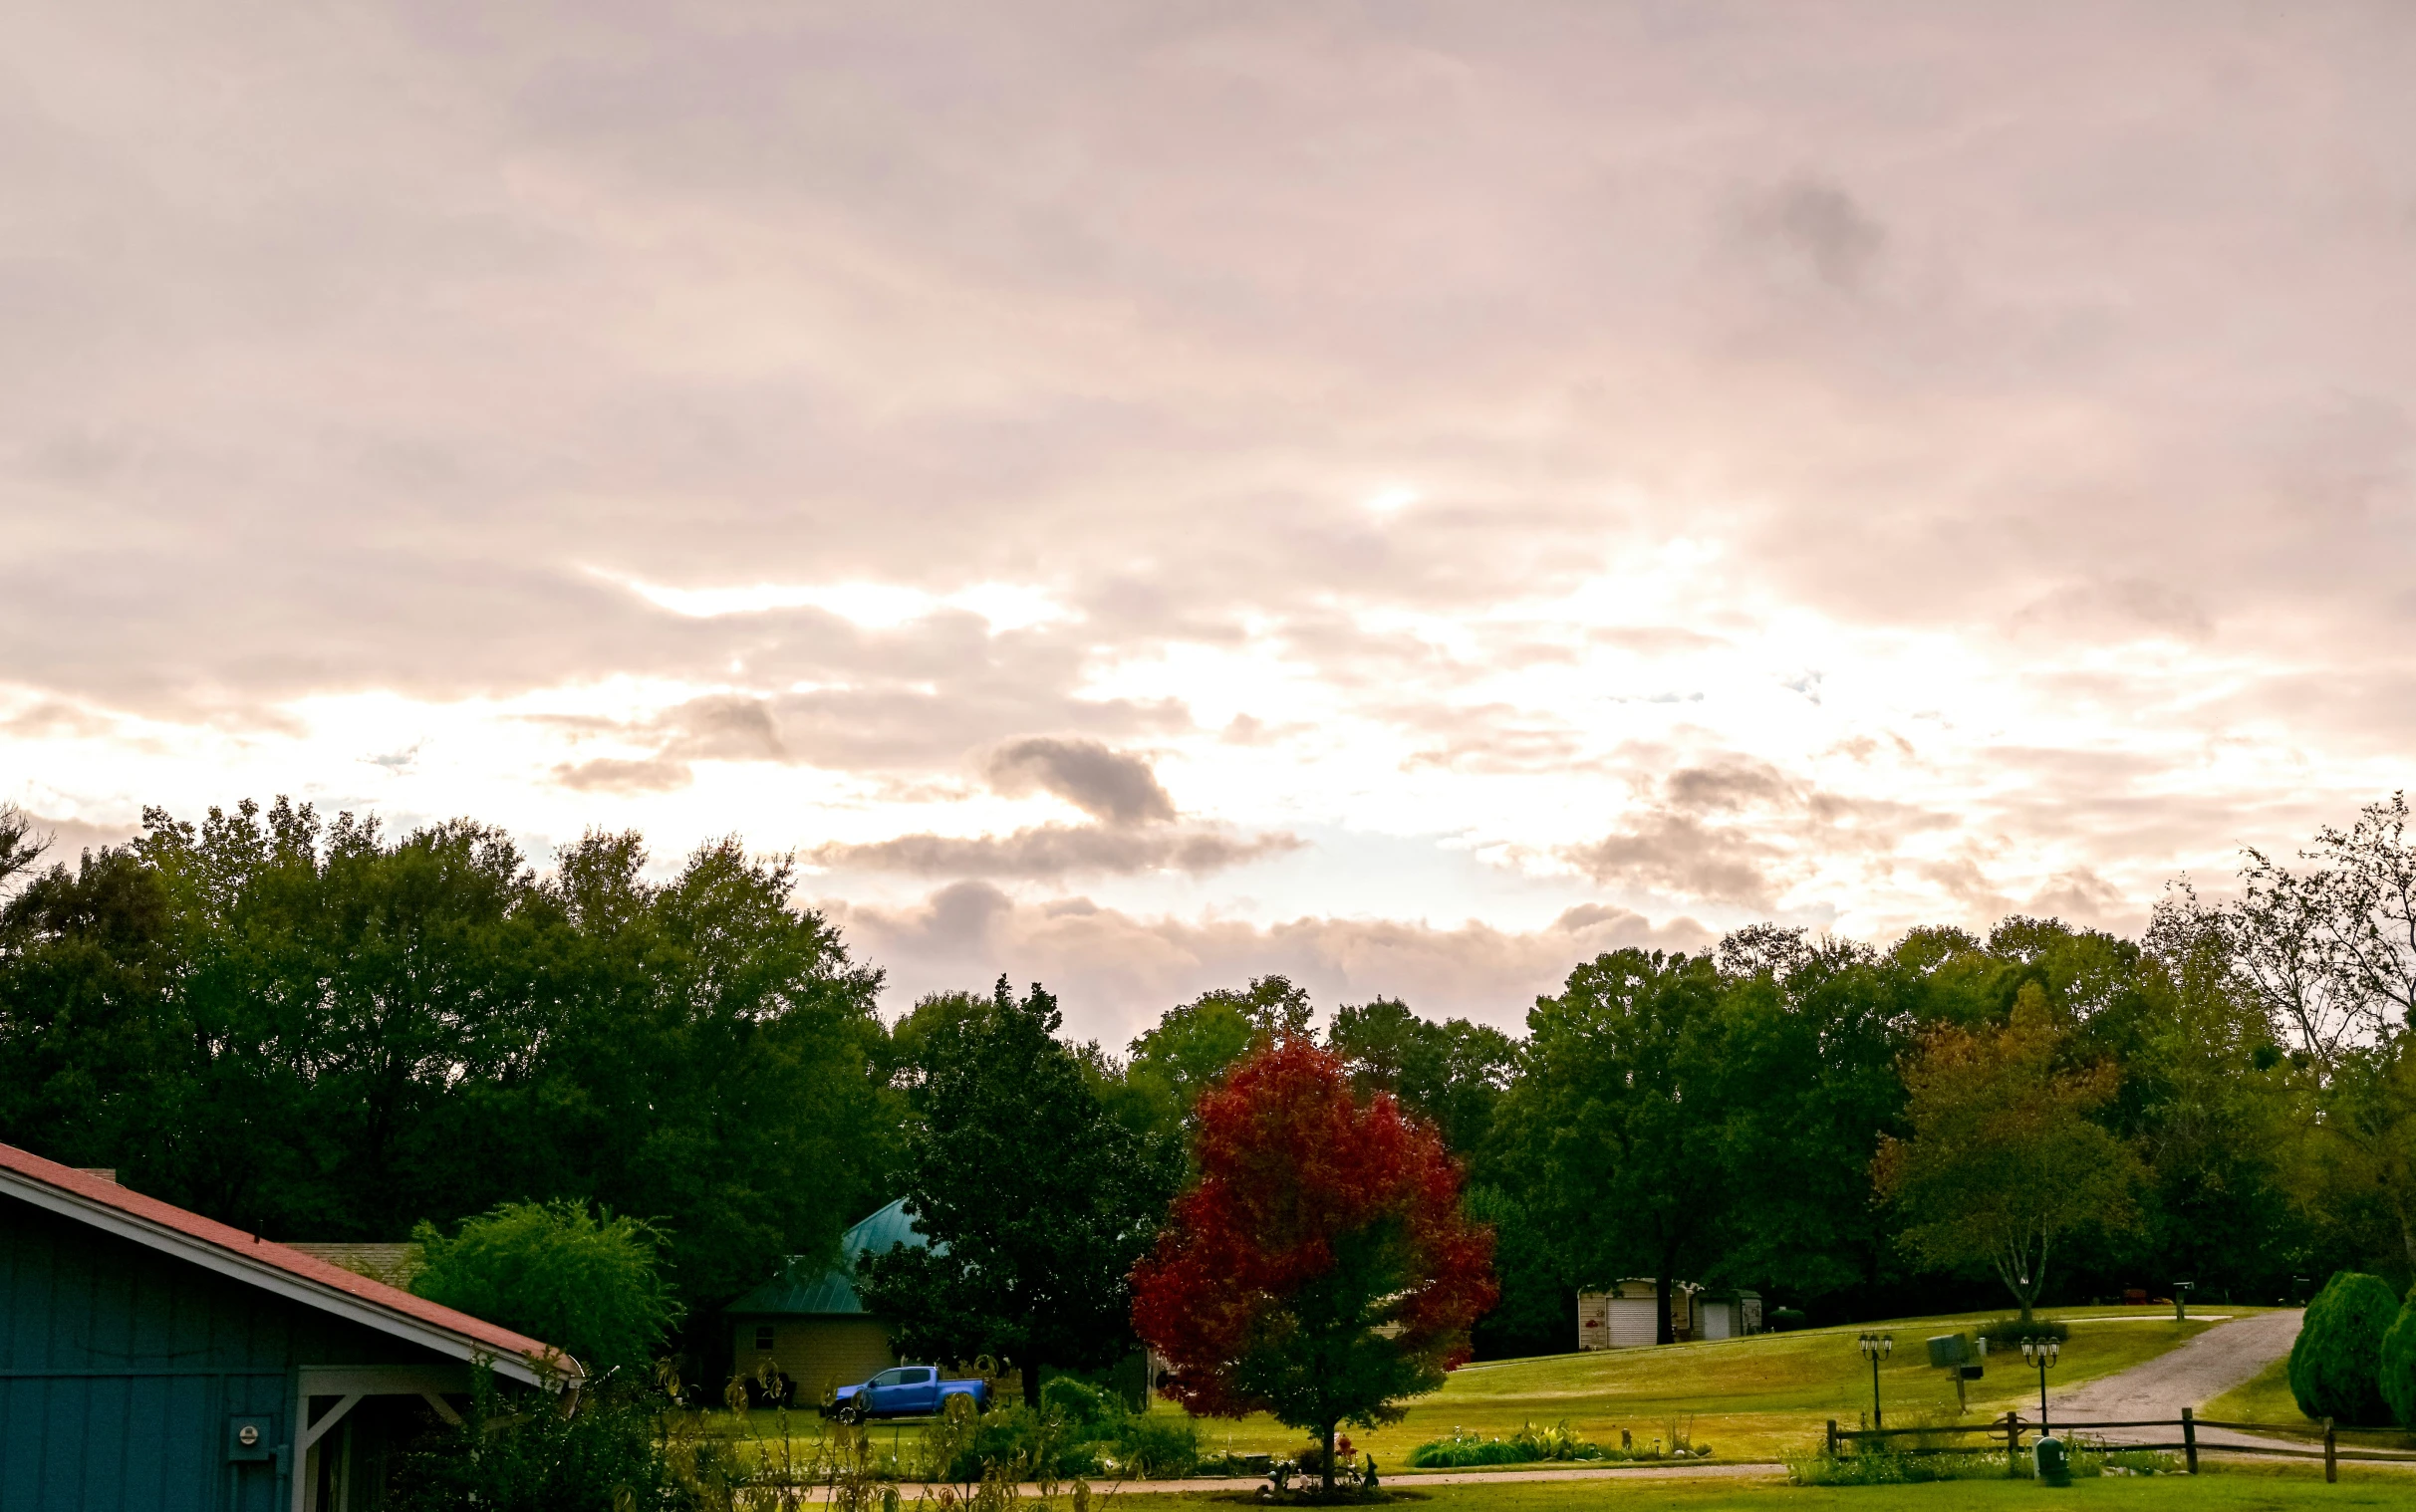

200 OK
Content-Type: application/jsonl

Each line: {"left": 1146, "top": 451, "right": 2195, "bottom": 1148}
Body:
{"left": 1764, "top": 1308, "right": 1808, "bottom": 1332}
{"left": 1110, "top": 1413, "right": 1200, "bottom": 1478}
{"left": 410, "top": 1200, "right": 680, "bottom": 1378}
{"left": 938, "top": 1403, "right": 1108, "bottom": 1483}
{"left": 1782, "top": 1442, "right": 2177, "bottom": 1486}
{"left": 390, "top": 1363, "right": 679, "bottom": 1511}
{"left": 1409, "top": 1420, "right": 1618, "bottom": 1468}
{"left": 2289, "top": 1271, "right": 2398, "bottom": 1427}
{"left": 1977, "top": 1316, "right": 2069, "bottom": 1348}
{"left": 1041, "top": 1376, "right": 1116, "bottom": 1433}
{"left": 2379, "top": 1286, "right": 2416, "bottom": 1427}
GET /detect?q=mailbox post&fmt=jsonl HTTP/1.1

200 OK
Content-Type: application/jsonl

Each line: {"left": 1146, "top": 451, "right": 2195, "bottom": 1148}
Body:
{"left": 2172, "top": 1281, "right": 2195, "bottom": 1322}
{"left": 1856, "top": 1333, "right": 1892, "bottom": 1428}
{"left": 2020, "top": 1338, "right": 2061, "bottom": 1427}
{"left": 1927, "top": 1334, "right": 1982, "bottom": 1413}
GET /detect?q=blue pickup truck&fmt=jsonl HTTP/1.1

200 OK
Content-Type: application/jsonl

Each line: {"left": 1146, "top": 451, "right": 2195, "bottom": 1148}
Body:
{"left": 831, "top": 1366, "right": 989, "bottom": 1421}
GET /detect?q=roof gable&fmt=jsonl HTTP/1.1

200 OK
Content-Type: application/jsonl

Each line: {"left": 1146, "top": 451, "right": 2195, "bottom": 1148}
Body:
{"left": 727, "top": 1197, "right": 938, "bottom": 1317}
{"left": 0, "top": 1141, "right": 579, "bottom": 1386}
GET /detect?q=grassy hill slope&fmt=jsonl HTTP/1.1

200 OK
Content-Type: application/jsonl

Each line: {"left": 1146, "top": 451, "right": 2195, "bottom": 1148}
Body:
{"left": 1181, "top": 1307, "right": 2269, "bottom": 1465}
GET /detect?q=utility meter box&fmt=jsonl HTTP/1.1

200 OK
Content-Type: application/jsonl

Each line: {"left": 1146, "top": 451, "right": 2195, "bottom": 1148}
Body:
{"left": 1926, "top": 1334, "right": 1969, "bottom": 1369}
{"left": 226, "top": 1415, "right": 276, "bottom": 1462}
{"left": 2032, "top": 1434, "right": 2071, "bottom": 1487}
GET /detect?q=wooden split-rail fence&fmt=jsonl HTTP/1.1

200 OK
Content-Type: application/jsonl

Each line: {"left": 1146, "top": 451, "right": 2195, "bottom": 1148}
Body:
{"left": 1825, "top": 1405, "right": 2392, "bottom": 1484}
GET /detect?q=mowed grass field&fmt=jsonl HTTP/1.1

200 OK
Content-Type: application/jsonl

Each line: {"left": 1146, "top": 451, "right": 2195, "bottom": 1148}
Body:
{"left": 1178, "top": 1308, "right": 2258, "bottom": 1465}
{"left": 706, "top": 1307, "right": 2268, "bottom": 1466}
{"left": 1096, "top": 1461, "right": 2405, "bottom": 1512}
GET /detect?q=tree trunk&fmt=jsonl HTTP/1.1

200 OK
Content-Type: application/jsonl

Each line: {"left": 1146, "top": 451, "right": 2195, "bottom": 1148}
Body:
{"left": 1656, "top": 1257, "right": 1677, "bottom": 1346}
{"left": 1321, "top": 1419, "right": 1337, "bottom": 1497}
{"left": 1021, "top": 1359, "right": 1043, "bottom": 1415}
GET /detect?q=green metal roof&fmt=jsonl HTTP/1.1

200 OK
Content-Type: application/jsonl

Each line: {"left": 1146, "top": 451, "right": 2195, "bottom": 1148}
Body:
{"left": 725, "top": 1198, "right": 937, "bottom": 1318}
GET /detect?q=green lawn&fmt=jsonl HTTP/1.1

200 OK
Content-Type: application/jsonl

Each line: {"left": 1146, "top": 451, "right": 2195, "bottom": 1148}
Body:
{"left": 1174, "top": 1308, "right": 2258, "bottom": 1466}
{"left": 2201, "top": 1359, "right": 2415, "bottom": 1452}
{"left": 1095, "top": 1461, "right": 2405, "bottom": 1512}
{"left": 701, "top": 1307, "right": 2263, "bottom": 1468}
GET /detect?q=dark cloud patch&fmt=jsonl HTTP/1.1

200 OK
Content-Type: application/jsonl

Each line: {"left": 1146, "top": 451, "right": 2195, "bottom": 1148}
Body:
{"left": 1565, "top": 752, "right": 1956, "bottom": 907}
{"left": 2013, "top": 578, "right": 2214, "bottom": 639}
{"left": 1566, "top": 812, "right": 1786, "bottom": 908}
{"left": 554, "top": 756, "right": 693, "bottom": 793}
{"left": 669, "top": 695, "right": 786, "bottom": 760}
{"left": 983, "top": 737, "right": 1177, "bottom": 826}
{"left": 1666, "top": 758, "right": 1798, "bottom": 814}
{"left": 1730, "top": 176, "right": 1887, "bottom": 294}
{"left": 814, "top": 823, "right": 1299, "bottom": 879}
{"left": 17, "top": 811, "right": 140, "bottom": 861}
{"left": 827, "top": 885, "right": 1715, "bottom": 1040}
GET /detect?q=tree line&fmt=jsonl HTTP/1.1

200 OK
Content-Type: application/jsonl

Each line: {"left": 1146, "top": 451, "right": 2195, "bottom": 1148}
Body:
{"left": 3, "top": 793, "right": 2412, "bottom": 1384}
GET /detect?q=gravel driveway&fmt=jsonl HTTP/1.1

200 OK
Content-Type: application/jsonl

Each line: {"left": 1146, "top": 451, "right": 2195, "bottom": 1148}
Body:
{"left": 2043, "top": 1310, "right": 2327, "bottom": 1452}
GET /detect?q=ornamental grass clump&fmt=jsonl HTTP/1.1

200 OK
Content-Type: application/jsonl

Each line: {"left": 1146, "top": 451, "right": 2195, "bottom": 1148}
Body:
{"left": 2290, "top": 1271, "right": 2398, "bottom": 1427}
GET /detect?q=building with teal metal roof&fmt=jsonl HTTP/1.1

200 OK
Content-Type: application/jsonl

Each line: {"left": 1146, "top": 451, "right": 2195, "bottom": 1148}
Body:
{"left": 726, "top": 1198, "right": 936, "bottom": 1398}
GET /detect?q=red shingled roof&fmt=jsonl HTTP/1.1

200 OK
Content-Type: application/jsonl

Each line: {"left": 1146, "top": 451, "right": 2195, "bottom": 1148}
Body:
{"left": 0, "top": 1139, "right": 579, "bottom": 1382}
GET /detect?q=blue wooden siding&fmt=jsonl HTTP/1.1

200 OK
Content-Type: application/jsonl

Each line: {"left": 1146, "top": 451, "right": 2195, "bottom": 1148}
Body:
{"left": 0, "top": 1196, "right": 447, "bottom": 1512}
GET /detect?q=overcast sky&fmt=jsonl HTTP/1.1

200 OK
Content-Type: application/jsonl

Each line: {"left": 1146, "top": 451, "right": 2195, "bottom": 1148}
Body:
{"left": 7, "top": 2, "right": 2413, "bottom": 1042}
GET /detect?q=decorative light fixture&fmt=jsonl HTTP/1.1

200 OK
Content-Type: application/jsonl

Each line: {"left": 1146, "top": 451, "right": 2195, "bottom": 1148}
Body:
{"left": 1856, "top": 1332, "right": 1893, "bottom": 1428}
{"left": 2019, "top": 1338, "right": 2061, "bottom": 1425}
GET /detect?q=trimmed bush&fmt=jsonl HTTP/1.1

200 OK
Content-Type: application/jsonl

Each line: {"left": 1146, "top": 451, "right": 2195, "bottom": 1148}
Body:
{"left": 2288, "top": 1271, "right": 2398, "bottom": 1427}
{"left": 1978, "top": 1316, "right": 2069, "bottom": 1348}
{"left": 2381, "top": 1287, "right": 2416, "bottom": 1428}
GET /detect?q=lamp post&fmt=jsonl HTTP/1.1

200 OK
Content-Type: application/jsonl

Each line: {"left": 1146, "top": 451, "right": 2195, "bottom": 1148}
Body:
{"left": 2020, "top": 1338, "right": 2061, "bottom": 1426}
{"left": 1857, "top": 1333, "right": 1893, "bottom": 1428}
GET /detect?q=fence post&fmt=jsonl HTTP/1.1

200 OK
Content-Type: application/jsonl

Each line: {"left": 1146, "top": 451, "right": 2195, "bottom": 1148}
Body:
{"left": 2324, "top": 1418, "right": 2336, "bottom": 1484}
{"left": 2003, "top": 1412, "right": 2019, "bottom": 1473}
{"left": 1826, "top": 1419, "right": 1837, "bottom": 1457}
{"left": 2181, "top": 1405, "right": 2198, "bottom": 1474}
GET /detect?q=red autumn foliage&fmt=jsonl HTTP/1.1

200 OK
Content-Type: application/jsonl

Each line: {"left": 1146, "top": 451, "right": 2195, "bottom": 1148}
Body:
{"left": 1130, "top": 1038, "right": 1496, "bottom": 1435}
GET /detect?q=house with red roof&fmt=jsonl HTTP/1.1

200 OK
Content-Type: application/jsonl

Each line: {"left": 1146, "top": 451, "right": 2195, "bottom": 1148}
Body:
{"left": 0, "top": 1140, "right": 579, "bottom": 1512}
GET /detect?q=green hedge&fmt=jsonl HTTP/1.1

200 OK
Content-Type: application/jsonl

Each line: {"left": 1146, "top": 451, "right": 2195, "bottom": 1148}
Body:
{"left": 2380, "top": 1288, "right": 2416, "bottom": 1428}
{"left": 2289, "top": 1271, "right": 2398, "bottom": 1427}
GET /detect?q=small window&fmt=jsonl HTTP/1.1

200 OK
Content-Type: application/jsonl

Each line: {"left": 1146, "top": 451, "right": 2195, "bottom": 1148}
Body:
{"left": 754, "top": 1326, "right": 775, "bottom": 1352}
{"left": 917, "top": 1368, "right": 938, "bottom": 1384}
{"left": 874, "top": 1368, "right": 911, "bottom": 1386}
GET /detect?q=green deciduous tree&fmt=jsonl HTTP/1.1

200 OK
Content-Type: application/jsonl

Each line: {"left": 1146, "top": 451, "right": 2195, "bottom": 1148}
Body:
{"left": 1328, "top": 997, "right": 1518, "bottom": 1173}
{"left": 411, "top": 1200, "right": 681, "bottom": 1377}
{"left": 1874, "top": 986, "right": 2143, "bottom": 1322}
{"left": 1503, "top": 948, "right": 1728, "bottom": 1345}
{"left": 1124, "top": 975, "right": 1313, "bottom": 1138}
{"left": 1711, "top": 928, "right": 1912, "bottom": 1303}
{"left": 0, "top": 800, "right": 894, "bottom": 1357}
{"left": 859, "top": 978, "right": 1182, "bottom": 1406}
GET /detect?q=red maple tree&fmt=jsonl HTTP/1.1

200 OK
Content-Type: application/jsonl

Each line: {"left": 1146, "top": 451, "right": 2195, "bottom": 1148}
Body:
{"left": 1131, "top": 1038, "right": 1496, "bottom": 1493}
